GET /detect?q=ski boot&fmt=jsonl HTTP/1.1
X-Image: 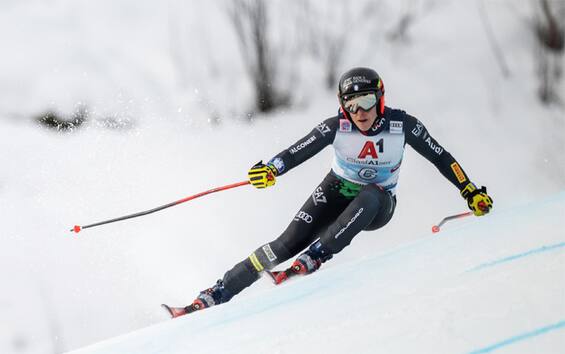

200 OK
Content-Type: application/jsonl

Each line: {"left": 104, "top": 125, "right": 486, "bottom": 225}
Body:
{"left": 269, "top": 242, "right": 333, "bottom": 285}
{"left": 162, "top": 280, "right": 231, "bottom": 318}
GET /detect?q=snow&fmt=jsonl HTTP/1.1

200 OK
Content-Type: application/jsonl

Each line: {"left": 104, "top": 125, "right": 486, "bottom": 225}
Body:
{"left": 67, "top": 192, "right": 565, "bottom": 354}
{"left": 0, "top": 0, "right": 564, "bottom": 353}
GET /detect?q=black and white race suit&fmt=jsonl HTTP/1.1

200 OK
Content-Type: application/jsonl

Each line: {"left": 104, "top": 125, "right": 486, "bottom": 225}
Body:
{"left": 217, "top": 106, "right": 472, "bottom": 301}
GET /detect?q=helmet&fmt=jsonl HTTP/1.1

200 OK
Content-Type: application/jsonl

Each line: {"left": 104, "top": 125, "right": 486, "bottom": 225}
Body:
{"left": 338, "top": 67, "right": 385, "bottom": 116}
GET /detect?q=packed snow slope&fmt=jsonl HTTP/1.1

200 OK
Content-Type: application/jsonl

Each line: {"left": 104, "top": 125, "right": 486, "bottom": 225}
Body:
{"left": 67, "top": 192, "right": 565, "bottom": 354}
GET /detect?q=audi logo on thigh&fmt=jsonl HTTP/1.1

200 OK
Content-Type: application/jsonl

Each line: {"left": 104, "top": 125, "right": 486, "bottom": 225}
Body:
{"left": 294, "top": 211, "right": 313, "bottom": 223}
{"left": 358, "top": 168, "right": 377, "bottom": 180}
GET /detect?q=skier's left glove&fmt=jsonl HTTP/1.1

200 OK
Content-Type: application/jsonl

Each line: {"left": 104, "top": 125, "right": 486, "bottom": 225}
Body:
{"left": 461, "top": 182, "right": 493, "bottom": 216}
{"left": 248, "top": 161, "right": 277, "bottom": 189}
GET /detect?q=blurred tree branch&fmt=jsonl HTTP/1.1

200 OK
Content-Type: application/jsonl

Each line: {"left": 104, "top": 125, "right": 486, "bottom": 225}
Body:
{"left": 227, "top": 0, "right": 287, "bottom": 113}
{"left": 298, "top": 0, "right": 348, "bottom": 90}
{"left": 536, "top": 0, "right": 564, "bottom": 52}
{"left": 533, "top": 0, "right": 564, "bottom": 105}
{"left": 478, "top": 0, "right": 511, "bottom": 78}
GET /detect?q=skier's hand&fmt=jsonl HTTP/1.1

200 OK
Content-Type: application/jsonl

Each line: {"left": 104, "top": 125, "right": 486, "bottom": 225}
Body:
{"left": 248, "top": 161, "right": 277, "bottom": 189}
{"left": 461, "top": 182, "right": 493, "bottom": 216}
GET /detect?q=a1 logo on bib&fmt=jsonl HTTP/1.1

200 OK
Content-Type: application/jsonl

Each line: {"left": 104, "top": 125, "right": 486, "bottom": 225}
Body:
{"left": 358, "top": 139, "right": 384, "bottom": 159}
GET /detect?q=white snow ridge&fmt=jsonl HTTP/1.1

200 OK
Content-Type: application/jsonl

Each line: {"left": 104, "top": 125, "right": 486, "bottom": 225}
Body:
{"left": 68, "top": 192, "right": 565, "bottom": 354}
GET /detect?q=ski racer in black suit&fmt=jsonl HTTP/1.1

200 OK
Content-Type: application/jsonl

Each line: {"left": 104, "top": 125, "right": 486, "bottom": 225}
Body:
{"left": 164, "top": 67, "right": 493, "bottom": 318}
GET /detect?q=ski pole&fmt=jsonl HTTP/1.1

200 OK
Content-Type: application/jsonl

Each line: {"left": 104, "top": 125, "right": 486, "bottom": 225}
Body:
{"left": 431, "top": 211, "right": 473, "bottom": 233}
{"left": 70, "top": 180, "right": 251, "bottom": 234}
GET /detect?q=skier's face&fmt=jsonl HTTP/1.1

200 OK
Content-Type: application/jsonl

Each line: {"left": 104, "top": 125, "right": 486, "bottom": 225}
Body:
{"left": 349, "top": 105, "right": 378, "bottom": 132}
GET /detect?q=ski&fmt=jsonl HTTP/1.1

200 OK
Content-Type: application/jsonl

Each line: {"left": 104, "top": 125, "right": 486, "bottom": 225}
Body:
{"left": 267, "top": 267, "right": 301, "bottom": 285}
{"left": 161, "top": 301, "right": 204, "bottom": 319}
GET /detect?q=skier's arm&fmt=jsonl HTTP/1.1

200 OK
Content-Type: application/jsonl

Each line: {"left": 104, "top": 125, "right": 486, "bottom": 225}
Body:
{"left": 404, "top": 113, "right": 493, "bottom": 215}
{"left": 266, "top": 117, "right": 339, "bottom": 176}
{"left": 404, "top": 114, "right": 471, "bottom": 191}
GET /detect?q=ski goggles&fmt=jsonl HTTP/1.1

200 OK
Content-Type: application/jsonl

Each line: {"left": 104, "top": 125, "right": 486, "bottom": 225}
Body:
{"left": 341, "top": 92, "right": 379, "bottom": 114}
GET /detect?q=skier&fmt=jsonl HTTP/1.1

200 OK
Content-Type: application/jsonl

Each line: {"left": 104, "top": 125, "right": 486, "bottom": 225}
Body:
{"left": 163, "top": 67, "right": 493, "bottom": 318}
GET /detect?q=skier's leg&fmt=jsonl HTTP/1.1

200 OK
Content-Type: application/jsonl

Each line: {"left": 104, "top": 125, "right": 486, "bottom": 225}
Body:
{"left": 291, "top": 184, "right": 395, "bottom": 274}
{"left": 189, "top": 173, "right": 346, "bottom": 310}
{"left": 363, "top": 193, "right": 396, "bottom": 231}
{"left": 220, "top": 174, "right": 346, "bottom": 295}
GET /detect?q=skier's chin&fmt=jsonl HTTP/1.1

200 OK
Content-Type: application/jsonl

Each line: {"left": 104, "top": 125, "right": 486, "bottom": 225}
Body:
{"left": 353, "top": 117, "right": 375, "bottom": 131}
{"left": 351, "top": 109, "right": 377, "bottom": 131}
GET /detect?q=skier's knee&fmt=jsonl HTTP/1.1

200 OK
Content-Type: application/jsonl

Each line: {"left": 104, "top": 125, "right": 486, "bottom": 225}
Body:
{"left": 362, "top": 186, "right": 395, "bottom": 231}
{"left": 356, "top": 184, "right": 384, "bottom": 213}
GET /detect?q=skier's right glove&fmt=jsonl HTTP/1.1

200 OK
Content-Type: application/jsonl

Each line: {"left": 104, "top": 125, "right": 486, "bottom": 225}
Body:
{"left": 461, "top": 182, "right": 493, "bottom": 216}
{"left": 248, "top": 161, "right": 277, "bottom": 189}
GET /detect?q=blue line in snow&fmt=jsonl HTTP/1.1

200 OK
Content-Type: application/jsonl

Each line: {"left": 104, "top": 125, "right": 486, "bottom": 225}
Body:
{"left": 468, "top": 320, "right": 565, "bottom": 354}
{"left": 466, "top": 242, "right": 565, "bottom": 272}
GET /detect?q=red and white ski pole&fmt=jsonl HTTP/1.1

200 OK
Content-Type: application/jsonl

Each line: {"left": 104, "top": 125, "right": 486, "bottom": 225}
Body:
{"left": 70, "top": 180, "right": 250, "bottom": 234}
{"left": 431, "top": 211, "right": 473, "bottom": 233}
